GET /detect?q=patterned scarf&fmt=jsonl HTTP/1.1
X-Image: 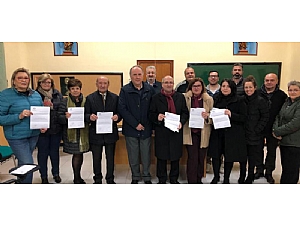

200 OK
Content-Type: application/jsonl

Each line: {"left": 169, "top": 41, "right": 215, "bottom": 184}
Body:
{"left": 161, "top": 89, "right": 176, "bottom": 113}
{"left": 67, "top": 94, "right": 89, "bottom": 152}
{"left": 37, "top": 86, "right": 53, "bottom": 99}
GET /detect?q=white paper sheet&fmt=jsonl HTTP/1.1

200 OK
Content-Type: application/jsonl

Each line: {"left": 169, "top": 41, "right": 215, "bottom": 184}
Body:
{"left": 212, "top": 115, "right": 231, "bottom": 129}
{"left": 210, "top": 108, "right": 226, "bottom": 118}
{"left": 68, "top": 107, "right": 84, "bottom": 128}
{"left": 96, "top": 112, "right": 113, "bottom": 134}
{"left": 189, "top": 108, "right": 205, "bottom": 129}
{"left": 164, "top": 112, "right": 180, "bottom": 132}
{"left": 10, "top": 165, "right": 36, "bottom": 175}
{"left": 30, "top": 106, "right": 50, "bottom": 129}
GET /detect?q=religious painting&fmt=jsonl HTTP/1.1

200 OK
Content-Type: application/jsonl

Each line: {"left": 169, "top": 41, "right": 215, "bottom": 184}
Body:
{"left": 233, "top": 42, "right": 258, "bottom": 55}
{"left": 53, "top": 42, "right": 78, "bottom": 56}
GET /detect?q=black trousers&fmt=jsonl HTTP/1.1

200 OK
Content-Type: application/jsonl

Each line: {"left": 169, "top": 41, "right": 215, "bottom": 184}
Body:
{"left": 91, "top": 143, "right": 116, "bottom": 182}
{"left": 156, "top": 158, "right": 180, "bottom": 182}
{"left": 247, "top": 144, "right": 261, "bottom": 177}
{"left": 256, "top": 134, "right": 278, "bottom": 174}
{"left": 280, "top": 145, "right": 300, "bottom": 184}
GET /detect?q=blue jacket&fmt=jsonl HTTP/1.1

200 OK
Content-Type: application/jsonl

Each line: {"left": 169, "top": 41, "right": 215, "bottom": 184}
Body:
{"left": 0, "top": 88, "right": 43, "bottom": 139}
{"left": 118, "top": 81, "right": 155, "bottom": 139}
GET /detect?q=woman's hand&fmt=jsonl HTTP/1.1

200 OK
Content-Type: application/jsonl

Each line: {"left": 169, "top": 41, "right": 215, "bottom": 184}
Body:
{"left": 19, "top": 109, "right": 33, "bottom": 119}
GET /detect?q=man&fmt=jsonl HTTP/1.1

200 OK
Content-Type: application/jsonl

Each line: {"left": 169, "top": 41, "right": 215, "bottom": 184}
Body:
{"left": 206, "top": 70, "right": 220, "bottom": 173}
{"left": 149, "top": 75, "right": 189, "bottom": 184}
{"left": 255, "top": 73, "right": 287, "bottom": 183}
{"left": 118, "top": 65, "right": 155, "bottom": 184}
{"left": 146, "top": 65, "right": 162, "bottom": 94}
{"left": 232, "top": 63, "right": 245, "bottom": 96}
{"left": 175, "top": 67, "right": 196, "bottom": 93}
{"left": 85, "top": 76, "right": 122, "bottom": 184}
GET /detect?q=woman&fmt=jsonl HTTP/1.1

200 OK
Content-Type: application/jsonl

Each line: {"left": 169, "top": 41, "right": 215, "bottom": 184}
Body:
{"left": 58, "top": 79, "right": 89, "bottom": 184}
{"left": 183, "top": 78, "right": 213, "bottom": 184}
{"left": 243, "top": 75, "right": 269, "bottom": 183}
{"left": 273, "top": 80, "right": 300, "bottom": 184}
{"left": 208, "top": 79, "right": 247, "bottom": 184}
{"left": 0, "top": 67, "right": 43, "bottom": 184}
{"left": 36, "top": 73, "right": 63, "bottom": 184}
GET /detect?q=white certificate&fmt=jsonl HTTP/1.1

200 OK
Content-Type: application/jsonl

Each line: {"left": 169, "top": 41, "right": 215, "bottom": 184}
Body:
{"left": 164, "top": 112, "right": 180, "bottom": 133}
{"left": 96, "top": 112, "right": 113, "bottom": 134}
{"left": 212, "top": 115, "right": 231, "bottom": 129}
{"left": 68, "top": 107, "right": 84, "bottom": 129}
{"left": 210, "top": 108, "right": 226, "bottom": 118}
{"left": 189, "top": 108, "right": 205, "bottom": 129}
{"left": 30, "top": 106, "right": 50, "bottom": 129}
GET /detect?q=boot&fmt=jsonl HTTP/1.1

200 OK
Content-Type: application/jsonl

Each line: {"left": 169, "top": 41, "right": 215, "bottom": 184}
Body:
{"left": 244, "top": 174, "right": 254, "bottom": 184}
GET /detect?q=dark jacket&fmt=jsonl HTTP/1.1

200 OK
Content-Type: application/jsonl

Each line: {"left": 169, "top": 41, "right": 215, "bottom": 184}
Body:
{"left": 58, "top": 95, "right": 89, "bottom": 154}
{"left": 36, "top": 88, "right": 63, "bottom": 135}
{"left": 244, "top": 91, "right": 269, "bottom": 145}
{"left": 235, "top": 78, "right": 245, "bottom": 96}
{"left": 175, "top": 80, "right": 189, "bottom": 93}
{"left": 149, "top": 80, "right": 162, "bottom": 94}
{"left": 85, "top": 90, "right": 122, "bottom": 145}
{"left": 208, "top": 93, "right": 247, "bottom": 162}
{"left": 273, "top": 97, "right": 300, "bottom": 148}
{"left": 149, "top": 92, "right": 189, "bottom": 161}
{"left": 257, "top": 85, "right": 287, "bottom": 134}
{"left": 118, "top": 81, "right": 155, "bottom": 139}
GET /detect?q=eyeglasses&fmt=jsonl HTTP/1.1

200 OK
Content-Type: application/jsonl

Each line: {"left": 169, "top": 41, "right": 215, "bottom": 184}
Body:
{"left": 192, "top": 85, "right": 202, "bottom": 88}
{"left": 209, "top": 75, "right": 218, "bottom": 78}
{"left": 288, "top": 89, "right": 300, "bottom": 92}
{"left": 16, "top": 77, "right": 29, "bottom": 80}
{"left": 41, "top": 81, "right": 52, "bottom": 84}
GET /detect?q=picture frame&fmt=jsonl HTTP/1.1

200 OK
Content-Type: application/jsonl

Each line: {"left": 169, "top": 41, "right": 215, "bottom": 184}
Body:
{"left": 53, "top": 42, "right": 78, "bottom": 56}
{"left": 233, "top": 42, "right": 258, "bottom": 55}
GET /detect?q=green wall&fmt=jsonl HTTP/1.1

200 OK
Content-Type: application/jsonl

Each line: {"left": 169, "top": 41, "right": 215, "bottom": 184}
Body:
{"left": 0, "top": 43, "right": 7, "bottom": 91}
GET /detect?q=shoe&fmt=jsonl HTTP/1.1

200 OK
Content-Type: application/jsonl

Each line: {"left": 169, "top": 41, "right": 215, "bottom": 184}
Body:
{"left": 244, "top": 176, "right": 254, "bottom": 184}
{"left": 157, "top": 181, "right": 166, "bottom": 184}
{"left": 223, "top": 178, "right": 230, "bottom": 184}
{"left": 254, "top": 172, "right": 264, "bottom": 180}
{"left": 144, "top": 181, "right": 152, "bottom": 184}
{"left": 210, "top": 177, "right": 220, "bottom": 184}
{"left": 197, "top": 180, "right": 203, "bottom": 184}
{"left": 170, "top": 180, "right": 180, "bottom": 184}
{"left": 265, "top": 174, "right": 275, "bottom": 184}
{"left": 93, "top": 180, "right": 102, "bottom": 184}
{"left": 106, "top": 180, "right": 116, "bottom": 184}
{"left": 41, "top": 178, "right": 49, "bottom": 184}
{"left": 238, "top": 177, "right": 245, "bottom": 184}
{"left": 53, "top": 175, "right": 61, "bottom": 183}
{"left": 131, "top": 180, "right": 139, "bottom": 184}
{"left": 74, "top": 178, "right": 86, "bottom": 184}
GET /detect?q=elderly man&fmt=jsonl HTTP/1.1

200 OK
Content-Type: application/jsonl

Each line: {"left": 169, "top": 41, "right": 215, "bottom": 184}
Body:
{"left": 175, "top": 67, "right": 196, "bottom": 93}
{"left": 255, "top": 73, "right": 287, "bottom": 183}
{"left": 118, "top": 65, "right": 155, "bottom": 184}
{"left": 85, "top": 76, "right": 122, "bottom": 184}
{"left": 149, "top": 75, "right": 189, "bottom": 184}
{"left": 146, "top": 65, "right": 162, "bottom": 94}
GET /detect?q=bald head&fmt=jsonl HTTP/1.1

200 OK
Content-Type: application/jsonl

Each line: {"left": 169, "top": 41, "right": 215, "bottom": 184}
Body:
{"left": 96, "top": 76, "right": 109, "bottom": 94}
{"left": 162, "top": 75, "right": 174, "bottom": 94}
{"left": 264, "top": 73, "right": 278, "bottom": 92}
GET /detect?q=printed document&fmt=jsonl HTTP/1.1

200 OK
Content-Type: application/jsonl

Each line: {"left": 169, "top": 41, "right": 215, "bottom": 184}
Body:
{"left": 210, "top": 108, "right": 231, "bottom": 129}
{"left": 96, "top": 112, "right": 113, "bottom": 134}
{"left": 164, "top": 112, "right": 180, "bottom": 133}
{"left": 68, "top": 107, "right": 84, "bottom": 128}
{"left": 189, "top": 108, "right": 205, "bottom": 129}
{"left": 30, "top": 106, "right": 50, "bottom": 129}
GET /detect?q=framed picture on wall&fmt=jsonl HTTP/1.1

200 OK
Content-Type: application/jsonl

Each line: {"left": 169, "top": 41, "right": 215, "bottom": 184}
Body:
{"left": 233, "top": 42, "right": 258, "bottom": 55}
{"left": 53, "top": 42, "right": 78, "bottom": 56}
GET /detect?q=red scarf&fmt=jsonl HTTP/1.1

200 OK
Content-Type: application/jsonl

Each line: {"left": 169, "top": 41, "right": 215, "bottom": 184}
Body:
{"left": 161, "top": 89, "right": 176, "bottom": 113}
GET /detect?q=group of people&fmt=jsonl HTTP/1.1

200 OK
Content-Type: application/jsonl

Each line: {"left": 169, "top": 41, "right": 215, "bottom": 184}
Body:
{"left": 0, "top": 63, "right": 299, "bottom": 184}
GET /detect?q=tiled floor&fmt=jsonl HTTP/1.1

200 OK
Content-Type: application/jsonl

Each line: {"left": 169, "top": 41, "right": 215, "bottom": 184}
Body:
{"left": 0, "top": 146, "right": 286, "bottom": 184}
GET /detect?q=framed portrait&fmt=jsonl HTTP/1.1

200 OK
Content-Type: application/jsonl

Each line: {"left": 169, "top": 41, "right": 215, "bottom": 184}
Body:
{"left": 53, "top": 42, "right": 78, "bottom": 56}
{"left": 233, "top": 42, "right": 258, "bottom": 55}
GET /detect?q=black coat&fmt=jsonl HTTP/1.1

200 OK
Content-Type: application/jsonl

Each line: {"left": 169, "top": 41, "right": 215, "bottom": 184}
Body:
{"left": 149, "top": 92, "right": 189, "bottom": 161}
{"left": 208, "top": 93, "right": 247, "bottom": 162}
{"left": 84, "top": 91, "right": 122, "bottom": 145}
{"left": 244, "top": 91, "right": 269, "bottom": 145}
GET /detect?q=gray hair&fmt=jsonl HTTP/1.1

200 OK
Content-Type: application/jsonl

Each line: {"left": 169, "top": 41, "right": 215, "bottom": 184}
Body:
{"left": 288, "top": 80, "right": 300, "bottom": 89}
{"left": 146, "top": 66, "right": 156, "bottom": 73}
{"left": 129, "top": 65, "right": 143, "bottom": 75}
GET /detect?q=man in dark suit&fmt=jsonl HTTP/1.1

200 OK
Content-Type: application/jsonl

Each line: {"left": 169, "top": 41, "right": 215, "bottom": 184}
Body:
{"left": 85, "top": 76, "right": 122, "bottom": 184}
{"left": 146, "top": 65, "right": 162, "bottom": 94}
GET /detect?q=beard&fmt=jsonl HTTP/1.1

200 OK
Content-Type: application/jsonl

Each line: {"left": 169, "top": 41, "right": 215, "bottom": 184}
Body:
{"left": 233, "top": 73, "right": 241, "bottom": 79}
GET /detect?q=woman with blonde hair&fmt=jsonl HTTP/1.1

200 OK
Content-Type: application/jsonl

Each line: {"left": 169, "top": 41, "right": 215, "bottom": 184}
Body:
{"left": 36, "top": 73, "right": 63, "bottom": 184}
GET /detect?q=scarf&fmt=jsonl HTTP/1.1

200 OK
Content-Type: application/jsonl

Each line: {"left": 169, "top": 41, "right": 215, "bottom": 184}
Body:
{"left": 37, "top": 86, "right": 53, "bottom": 99}
{"left": 161, "top": 89, "right": 176, "bottom": 113}
{"left": 67, "top": 94, "right": 89, "bottom": 152}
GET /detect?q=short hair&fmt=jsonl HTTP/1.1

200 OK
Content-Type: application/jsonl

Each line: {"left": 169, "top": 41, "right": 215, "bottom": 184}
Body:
{"left": 220, "top": 78, "right": 237, "bottom": 96}
{"left": 288, "top": 80, "right": 300, "bottom": 89}
{"left": 184, "top": 67, "right": 194, "bottom": 75}
{"left": 11, "top": 67, "right": 30, "bottom": 88}
{"left": 67, "top": 78, "right": 82, "bottom": 90}
{"left": 129, "top": 65, "right": 143, "bottom": 75}
{"left": 233, "top": 63, "right": 243, "bottom": 69}
{"left": 243, "top": 75, "right": 257, "bottom": 88}
{"left": 146, "top": 65, "right": 156, "bottom": 73}
{"left": 186, "top": 77, "right": 206, "bottom": 94}
{"left": 208, "top": 70, "right": 219, "bottom": 76}
{"left": 37, "top": 73, "right": 55, "bottom": 89}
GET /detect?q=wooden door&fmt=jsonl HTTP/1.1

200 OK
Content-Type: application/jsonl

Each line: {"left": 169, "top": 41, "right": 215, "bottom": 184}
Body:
{"left": 137, "top": 60, "right": 174, "bottom": 82}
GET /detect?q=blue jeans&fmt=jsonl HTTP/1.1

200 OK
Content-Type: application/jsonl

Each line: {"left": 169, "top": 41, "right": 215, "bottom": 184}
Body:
{"left": 6, "top": 136, "right": 39, "bottom": 184}
{"left": 36, "top": 133, "right": 62, "bottom": 178}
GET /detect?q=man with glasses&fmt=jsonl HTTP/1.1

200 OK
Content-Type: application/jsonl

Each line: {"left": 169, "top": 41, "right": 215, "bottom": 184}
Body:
{"left": 255, "top": 73, "right": 287, "bottom": 183}
{"left": 146, "top": 66, "right": 162, "bottom": 94}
